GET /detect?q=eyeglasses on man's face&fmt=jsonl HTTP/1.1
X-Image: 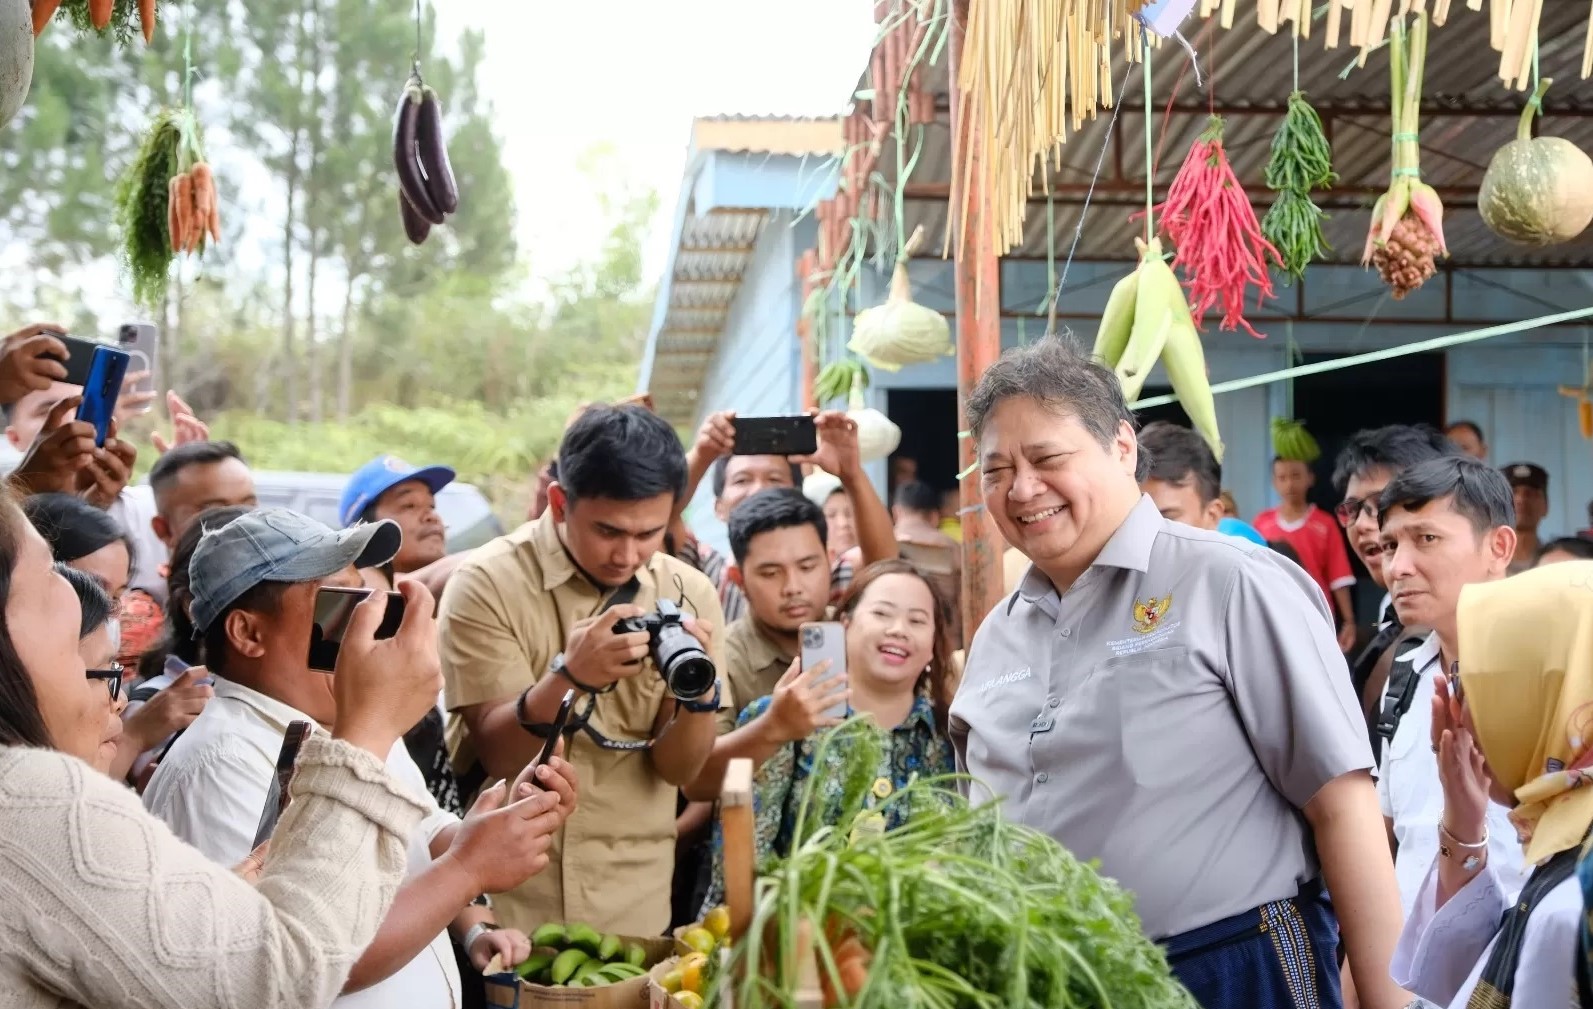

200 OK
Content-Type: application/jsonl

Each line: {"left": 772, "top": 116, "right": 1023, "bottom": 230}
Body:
{"left": 85, "top": 664, "right": 124, "bottom": 703}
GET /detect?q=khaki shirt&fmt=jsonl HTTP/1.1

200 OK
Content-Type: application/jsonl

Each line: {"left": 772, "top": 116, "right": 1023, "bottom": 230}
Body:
{"left": 718, "top": 617, "right": 794, "bottom": 734}
{"left": 951, "top": 495, "right": 1371, "bottom": 940}
{"left": 438, "top": 511, "right": 728, "bottom": 937}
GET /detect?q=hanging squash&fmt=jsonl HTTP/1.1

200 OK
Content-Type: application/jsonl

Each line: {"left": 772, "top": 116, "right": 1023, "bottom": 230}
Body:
{"left": 847, "top": 225, "right": 952, "bottom": 372}
{"left": 1479, "top": 79, "right": 1593, "bottom": 247}
{"left": 847, "top": 370, "right": 900, "bottom": 463}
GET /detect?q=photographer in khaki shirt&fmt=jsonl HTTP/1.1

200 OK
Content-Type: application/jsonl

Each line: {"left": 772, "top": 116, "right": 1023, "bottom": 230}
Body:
{"left": 439, "top": 405, "right": 728, "bottom": 937}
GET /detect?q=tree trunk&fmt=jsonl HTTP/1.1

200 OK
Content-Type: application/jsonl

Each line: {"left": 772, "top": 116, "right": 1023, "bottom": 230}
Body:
{"left": 277, "top": 2, "right": 311, "bottom": 424}
{"left": 303, "top": 0, "right": 324, "bottom": 424}
{"left": 337, "top": 271, "right": 356, "bottom": 419}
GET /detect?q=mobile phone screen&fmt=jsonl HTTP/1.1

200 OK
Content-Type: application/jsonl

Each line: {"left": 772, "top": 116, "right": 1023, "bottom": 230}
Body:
{"left": 308, "top": 587, "right": 405, "bottom": 672}
{"left": 732, "top": 415, "right": 818, "bottom": 457}
{"left": 75, "top": 346, "right": 131, "bottom": 447}
{"left": 799, "top": 622, "right": 849, "bottom": 720}
{"left": 534, "top": 690, "right": 576, "bottom": 771}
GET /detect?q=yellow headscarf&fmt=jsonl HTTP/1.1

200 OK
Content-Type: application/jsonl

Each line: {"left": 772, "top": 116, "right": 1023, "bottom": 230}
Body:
{"left": 1457, "top": 560, "right": 1593, "bottom": 865}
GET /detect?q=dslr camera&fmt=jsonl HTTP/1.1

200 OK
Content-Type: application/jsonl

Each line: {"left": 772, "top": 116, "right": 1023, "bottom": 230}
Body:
{"left": 613, "top": 599, "right": 717, "bottom": 701}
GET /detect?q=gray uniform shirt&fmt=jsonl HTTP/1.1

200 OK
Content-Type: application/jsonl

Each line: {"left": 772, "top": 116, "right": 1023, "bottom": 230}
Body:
{"left": 949, "top": 495, "right": 1373, "bottom": 940}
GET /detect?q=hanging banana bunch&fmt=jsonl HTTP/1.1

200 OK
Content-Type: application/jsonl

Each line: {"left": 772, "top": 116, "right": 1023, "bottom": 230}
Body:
{"left": 1270, "top": 417, "right": 1322, "bottom": 462}
{"left": 1092, "top": 237, "right": 1224, "bottom": 461}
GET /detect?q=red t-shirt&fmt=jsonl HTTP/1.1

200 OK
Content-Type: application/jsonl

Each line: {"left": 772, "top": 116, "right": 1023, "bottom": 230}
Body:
{"left": 1253, "top": 505, "right": 1355, "bottom": 608}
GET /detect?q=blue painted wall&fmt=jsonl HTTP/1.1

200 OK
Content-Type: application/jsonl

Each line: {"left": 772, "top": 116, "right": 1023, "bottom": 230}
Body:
{"left": 682, "top": 212, "right": 816, "bottom": 553}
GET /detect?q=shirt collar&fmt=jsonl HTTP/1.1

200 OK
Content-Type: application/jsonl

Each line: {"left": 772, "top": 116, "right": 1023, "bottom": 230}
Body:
{"left": 1407, "top": 631, "right": 1443, "bottom": 673}
{"left": 1011, "top": 494, "right": 1162, "bottom": 612}
{"left": 213, "top": 676, "right": 325, "bottom": 736}
{"left": 743, "top": 619, "right": 794, "bottom": 669}
{"left": 898, "top": 693, "right": 938, "bottom": 735}
{"left": 529, "top": 508, "right": 666, "bottom": 594}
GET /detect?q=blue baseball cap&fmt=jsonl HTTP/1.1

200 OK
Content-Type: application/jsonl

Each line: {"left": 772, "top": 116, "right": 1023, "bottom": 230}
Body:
{"left": 188, "top": 508, "right": 402, "bottom": 634}
{"left": 339, "top": 456, "right": 456, "bottom": 528}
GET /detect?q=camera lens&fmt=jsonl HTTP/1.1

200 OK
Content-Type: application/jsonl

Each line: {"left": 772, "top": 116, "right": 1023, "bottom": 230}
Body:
{"left": 652, "top": 622, "right": 715, "bottom": 701}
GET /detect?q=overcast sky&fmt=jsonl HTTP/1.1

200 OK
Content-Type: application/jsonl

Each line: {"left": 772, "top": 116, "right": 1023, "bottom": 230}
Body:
{"left": 437, "top": 0, "right": 877, "bottom": 285}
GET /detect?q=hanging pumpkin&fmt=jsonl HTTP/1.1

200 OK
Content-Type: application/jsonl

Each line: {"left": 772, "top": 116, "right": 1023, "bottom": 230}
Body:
{"left": 1479, "top": 78, "right": 1593, "bottom": 247}
{"left": 847, "top": 225, "right": 952, "bottom": 372}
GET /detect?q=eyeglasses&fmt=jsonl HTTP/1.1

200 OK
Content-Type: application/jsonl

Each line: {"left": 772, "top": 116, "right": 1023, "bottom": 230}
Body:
{"left": 1446, "top": 660, "right": 1464, "bottom": 705}
{"left": 1335, "top": 497, "right": 1376, "bottom": 528}
{"left": 86, "top": 664, "right": 124, "bottom": 703}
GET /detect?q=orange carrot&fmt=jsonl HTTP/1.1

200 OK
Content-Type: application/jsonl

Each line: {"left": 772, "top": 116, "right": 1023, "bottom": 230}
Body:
{"left": 89, "top": 0, "right": 112, "bottom": 30}
{"left": 138, "top": 0, "right": 155, "bottom": 42}
{"left": 166, "top": 176, "right": 182, "bottom": 252}
{"left": 207, "top": 196, "right": 221, "bottom": 244}
{"left": 32, "top": 0, "right": 61, "bottom": 35}
{"left": 173, "top": 173, "right": 194, "bottom": 253}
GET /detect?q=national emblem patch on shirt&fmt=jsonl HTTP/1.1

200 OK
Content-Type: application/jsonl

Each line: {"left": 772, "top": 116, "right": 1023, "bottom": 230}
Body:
{"left": 1132, "top": 593, "right": 1173, "bottom": 634}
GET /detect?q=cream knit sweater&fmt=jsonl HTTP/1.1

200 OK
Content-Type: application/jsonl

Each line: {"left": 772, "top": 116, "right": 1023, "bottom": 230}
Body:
{"left": 0, "top": 735, "right": 426, "bottom": 1009}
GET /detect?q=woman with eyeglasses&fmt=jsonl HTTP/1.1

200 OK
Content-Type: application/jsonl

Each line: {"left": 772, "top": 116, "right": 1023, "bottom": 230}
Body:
{"left": 1390, "top": 561, "right": 1593, "bottom": 1007}
{"left": 58, "top": 564, "right": 128, "bottom": 774}
{"left": 0, "top": 483, "right": 534, "bottom": 1008}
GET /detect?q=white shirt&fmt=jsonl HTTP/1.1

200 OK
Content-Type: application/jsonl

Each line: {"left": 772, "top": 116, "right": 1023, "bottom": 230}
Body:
{"left": 1376, "top": 633, "right": 1528, "bottom": 916}
{"left": 108, "top": 484, "right": 170, "bottom": 604}
{"left": 1392, "top": 856, "right": 1580, "bottom": 1008}
{"left": 144, "top": 676, "right": 462, "bottom": 1009}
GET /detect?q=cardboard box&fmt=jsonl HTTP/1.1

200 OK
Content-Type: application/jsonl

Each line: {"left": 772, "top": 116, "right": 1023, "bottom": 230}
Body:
{"left": 645, "top": 959, "right": 690, "bottom": 1009}
{"left": 484, "top": 936, "right": 676, "bottom": 1009}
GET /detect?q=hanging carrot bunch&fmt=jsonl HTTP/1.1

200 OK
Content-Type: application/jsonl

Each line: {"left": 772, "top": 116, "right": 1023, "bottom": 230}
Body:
{"left": 37, "top": 0, "right": 161, "bottom": 43}
{"left": 114, "top": 107, "right": 218, "bottom": 309}
{"left": 1153, "top": 116, "right": 1283, "bottom": 339}
{"left": 1363, "top": 11, "right": 1446, "bottom": 299}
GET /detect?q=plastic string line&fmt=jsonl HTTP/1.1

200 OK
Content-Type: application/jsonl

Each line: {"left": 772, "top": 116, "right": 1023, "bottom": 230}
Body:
{"left": 1128, "top": 304, "right": 1593, "bottom": 410}
{"left": 182, "top": 0, "right": 194, "bottom": 108}
{"left": 1143, "top": 32, "right": 1155, "bottom": 246}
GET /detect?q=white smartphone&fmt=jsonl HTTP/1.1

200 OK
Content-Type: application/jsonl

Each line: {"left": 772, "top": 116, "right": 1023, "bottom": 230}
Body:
{"left": 117, "top": 322, "right": 158, "bottom": 408}
{"left": 799, "top": 621, "right": 849, "bottom": 720}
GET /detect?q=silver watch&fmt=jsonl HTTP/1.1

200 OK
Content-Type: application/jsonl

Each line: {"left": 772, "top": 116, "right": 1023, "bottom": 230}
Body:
{"left": 463, "top": 921, "right": 499, "bottom": 954}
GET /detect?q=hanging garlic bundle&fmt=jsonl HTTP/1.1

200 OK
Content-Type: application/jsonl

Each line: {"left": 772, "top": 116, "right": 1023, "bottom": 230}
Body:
{"left": 847, "top": 225, "right": 952, "bottom": 371}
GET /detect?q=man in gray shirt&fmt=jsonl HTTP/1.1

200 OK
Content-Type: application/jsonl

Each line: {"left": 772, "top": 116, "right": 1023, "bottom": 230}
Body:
{"left": 950, "top": 339, "right": 1411, "bottom": 1009}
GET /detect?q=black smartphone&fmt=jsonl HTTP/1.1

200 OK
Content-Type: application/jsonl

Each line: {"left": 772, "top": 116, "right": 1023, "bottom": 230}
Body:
{"left": 75, "top": 345, "right": 131, "bottom": 447}
{"left": 308, "top": 586, "right": 405, "bottom": 672}
{"left": 49, "top": 334, "right": 106, "bottom": 388}
{"left": 253, "top": 720, "right": 312, "bottom": 849}
{"left": 732, "top": 414, "right": 817, "bottom": 457}
{"left": 528, "top": 689, "right": 577, "bottom": 782}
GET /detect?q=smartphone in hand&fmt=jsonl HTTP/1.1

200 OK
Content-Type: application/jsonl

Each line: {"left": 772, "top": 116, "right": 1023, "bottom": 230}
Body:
{"left": 117, "top": 323, "right": 159, "bottom": 408}
{"left": 732, "top": 414, "right": 818, "bottom": 457}
{"left": 307, "top": 586, "right": 406, "bottom": 672}
{"left": 800, "top": 622, "right": 849, "bottom": 720}
{"left": 75, "top": 345, "right": 131, "bottom": 447}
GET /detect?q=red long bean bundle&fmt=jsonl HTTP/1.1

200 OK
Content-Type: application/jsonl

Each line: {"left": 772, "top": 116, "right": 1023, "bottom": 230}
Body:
{"left": 1155, "top": 116, "right": 1282, "bottom": 339}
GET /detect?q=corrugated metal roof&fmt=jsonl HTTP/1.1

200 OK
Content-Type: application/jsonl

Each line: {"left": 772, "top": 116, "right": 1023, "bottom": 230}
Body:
{"left": 690, "top": 116, "right": 845, "bottom": 158}
{"left": 864, "top": 3, "right": 1593, "bottom": 267}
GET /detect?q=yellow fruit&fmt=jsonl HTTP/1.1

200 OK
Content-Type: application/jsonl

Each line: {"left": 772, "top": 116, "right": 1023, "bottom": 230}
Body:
{"left": 675, "top": 993, "right": 705, "bottom": 1009}
{"left": 702, "top": 906, "right": 731, "bottom": 940}
{"left": 681, "top": 927, "right": 717, "bottom": 956}
{"left": 660, "top": 969, "right": 684, "bottom": 994}
{"left": 680, "top": 961, "right": 704, "bottom": 995}
{"left": 680, "top": 952, "right": 709, "bottom": 972}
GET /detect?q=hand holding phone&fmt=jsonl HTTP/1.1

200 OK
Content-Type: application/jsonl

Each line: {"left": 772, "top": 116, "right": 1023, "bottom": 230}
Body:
{"left": 732, "top": 414, "right": 818, "bottom": 457}
{"left": 309, "top": 586, "right": 407, "bottom": 672}
{"left": 511, "top": 689, "right": 576, "bottom": 798}
{"left": 0, "top": 325, "right": 68, "bottom": 404}
{"left": 75, "top": 345, "right": 131, "bottom": 448}
{"left": 799, "top": 622, "right": 850, "bottom": 722}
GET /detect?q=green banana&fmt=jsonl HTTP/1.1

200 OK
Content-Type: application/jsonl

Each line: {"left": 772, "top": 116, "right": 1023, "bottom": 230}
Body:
{"left": 1160, "top": 315, "right": 1224, "bottom": 462}
{"left": 1091, "top": 267, "right": 1140, "bottom": 368}
{"left": 515, "top": 952, "right": 554, "bottom": 980}
{"left": 571, "top": 959, "right": 608, "bottom": 985}
{"left": 597, "top": 933, "right": 624, "bottom": 962}
{"left": 565, "top": 923, "right": 604, "bottom": 956}
{"left": 625, "top": 942, "right": 646, "bottom": 967}
{"left": 549, "top": 948, "right": 590, "bottom": 985}
{"left": 529, "top": 924, "right": 566, "bottom": 949}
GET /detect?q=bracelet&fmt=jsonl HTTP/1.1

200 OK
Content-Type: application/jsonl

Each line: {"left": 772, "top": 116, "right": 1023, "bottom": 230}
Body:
{"left": 1439, "top": 821, "right": 1489, "bottom": 849}
{"left": 462, "top": 921, "right": 499, "bottom": 953}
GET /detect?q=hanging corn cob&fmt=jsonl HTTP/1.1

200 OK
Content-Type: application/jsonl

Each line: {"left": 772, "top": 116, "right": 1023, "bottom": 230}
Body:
{"left": 1093, "top": 237, "right": 1224, "bottom": 460}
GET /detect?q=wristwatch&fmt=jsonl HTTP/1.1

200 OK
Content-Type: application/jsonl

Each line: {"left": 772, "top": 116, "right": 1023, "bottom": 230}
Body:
{"left": 680, "top": 682, "right": 723, "bottom": 714}
{"left": 463, "top": 921, "right": 500, "bottom": 954}
{"left": 551, "top": 652, "right": 609, "bottom": 694}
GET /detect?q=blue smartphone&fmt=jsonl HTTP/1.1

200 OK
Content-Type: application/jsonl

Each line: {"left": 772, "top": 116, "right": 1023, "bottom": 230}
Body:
{"left": 75, "top": 345, "right": 130, "bottom": 448}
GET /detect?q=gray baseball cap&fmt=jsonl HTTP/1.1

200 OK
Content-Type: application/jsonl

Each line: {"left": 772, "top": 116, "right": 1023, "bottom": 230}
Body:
{"left": 188, "top": 508, "right": 402, "bottom": 634}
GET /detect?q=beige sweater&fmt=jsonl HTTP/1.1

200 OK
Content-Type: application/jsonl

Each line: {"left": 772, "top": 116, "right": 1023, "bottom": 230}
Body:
{"left": 0, "top": 735, "right": 426, "bottom": 1009}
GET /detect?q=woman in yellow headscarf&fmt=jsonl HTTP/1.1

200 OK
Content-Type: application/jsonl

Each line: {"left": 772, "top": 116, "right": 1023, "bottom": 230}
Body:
{"left": 1390, "top": 560, "right": 1593, "bottom": 1008}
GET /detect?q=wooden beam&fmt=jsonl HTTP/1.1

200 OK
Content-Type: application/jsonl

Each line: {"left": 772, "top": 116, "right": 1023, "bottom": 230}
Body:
{"left": 949, "top": 0, "right": 1005, "bottom": 647}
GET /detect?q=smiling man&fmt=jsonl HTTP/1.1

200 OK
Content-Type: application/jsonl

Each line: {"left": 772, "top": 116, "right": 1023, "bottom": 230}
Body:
{"left": 1372, "top": 455, "right": 1527, "bottom": 915}
{"left": 949, "top": 339, "right": 1410, "bottom": 1009}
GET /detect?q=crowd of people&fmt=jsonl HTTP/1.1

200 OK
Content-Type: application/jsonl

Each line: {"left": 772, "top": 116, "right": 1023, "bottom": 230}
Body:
{"left": 1, "top": 318, "right": 1591, "bottom": 1009}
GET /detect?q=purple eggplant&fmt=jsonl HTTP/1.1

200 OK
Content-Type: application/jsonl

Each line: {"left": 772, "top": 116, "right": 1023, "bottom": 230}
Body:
{"left": 416, "top": 86, "right": 458, "bottom": 215}
{"left": 399, "top": 191, "right": 431, "bottom": 245}
{"left": 392, "top": 80, "right": 443, "bottom": 225}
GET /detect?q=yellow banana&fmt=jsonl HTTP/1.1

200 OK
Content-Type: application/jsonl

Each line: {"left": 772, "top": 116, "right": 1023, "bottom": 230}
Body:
{"left": 1091, "top": 267, "right": 1140, "bottom": 368}
{"left": 1160, "top": 314, "right": 1223, "bottom": 462}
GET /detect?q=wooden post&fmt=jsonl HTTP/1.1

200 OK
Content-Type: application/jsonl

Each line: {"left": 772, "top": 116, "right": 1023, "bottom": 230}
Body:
{"left": 796, "top": 249, "right": 819, "bottom": 409}
{"left": 949, "top": 0, "right": 1005, "bottom": 644}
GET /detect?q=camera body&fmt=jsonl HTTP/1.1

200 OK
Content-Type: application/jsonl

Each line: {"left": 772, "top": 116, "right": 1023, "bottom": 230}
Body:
{"left": 613, "top": 599, "right": 717, "bottom": 701}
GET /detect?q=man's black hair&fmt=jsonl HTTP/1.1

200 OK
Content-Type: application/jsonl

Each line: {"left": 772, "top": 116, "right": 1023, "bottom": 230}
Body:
{"left": 1539, "top": 536, "right": 1593, "bottom": 562}
{"left": 1445, "top": 420, "right": 1485, "bottom": 443}
{"left": 201, "top": 581, "right": 290, "bottom": 676}
{"left": 893, "top": 480, "right": 941, "bottom": 515}
{"left": 709, "top": 454, "right": 803, "bottom": 500}
{"left": 1139, "top": 422, "right": 1221, "bottom": 504}
{"left": 1331, "top": 424, "right": 1458, "bottom": 495}
{"left": 727, "top": 488, "right": 828, "bottom": 567}
{"left": 556, "top": 404, "right": 687, "bottom": 505}
{"left": 1376, "top": 455, "right": 1515, "bottom": 534}
{"left": 148, "top": 440, "right": 248, "bottom": 497}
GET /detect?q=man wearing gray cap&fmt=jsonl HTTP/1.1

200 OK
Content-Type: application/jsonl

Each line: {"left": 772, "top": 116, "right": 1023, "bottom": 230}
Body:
{"left": 143, "top": 509, "right": 578, "bottom": 1009}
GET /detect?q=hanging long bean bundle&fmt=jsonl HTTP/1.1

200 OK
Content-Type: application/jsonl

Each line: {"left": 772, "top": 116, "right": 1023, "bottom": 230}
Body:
{"left": 1260, "top": 91, "right": 1336, "bottom": 283}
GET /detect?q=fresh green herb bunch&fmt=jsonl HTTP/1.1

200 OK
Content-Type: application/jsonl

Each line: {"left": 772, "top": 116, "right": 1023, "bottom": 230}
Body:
{"left": 1261, "top": 91, "right": 1336, "bottom": 284}
{"left": 59, "top": 0, "right": 145, "bottom": 44}
{"left": 115, "top": 107, "right": 205, "bottom": 309}
{"left": 720, "top": 718, "right": 1197, "bottom": 1009}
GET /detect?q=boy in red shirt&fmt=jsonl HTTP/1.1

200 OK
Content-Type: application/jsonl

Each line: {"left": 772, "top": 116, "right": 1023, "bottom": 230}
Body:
{"left": 1254, "top": 458, "right": 1358, "bottom": 652}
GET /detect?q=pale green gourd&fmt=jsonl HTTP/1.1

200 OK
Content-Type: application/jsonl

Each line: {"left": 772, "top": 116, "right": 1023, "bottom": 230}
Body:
{"left": 847, "top": 225, "right": 952, "bottom": 372}
{"left": 1479, "top": 79, "right": 1593, "bottom": 247}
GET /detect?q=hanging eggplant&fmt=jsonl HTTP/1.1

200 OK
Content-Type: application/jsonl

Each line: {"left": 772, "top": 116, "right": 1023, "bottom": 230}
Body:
{"left": 391, "top": 70, "right": 459, "bottom": 244}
